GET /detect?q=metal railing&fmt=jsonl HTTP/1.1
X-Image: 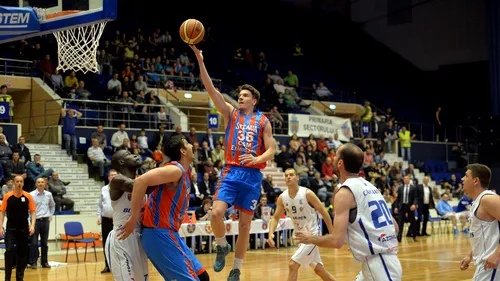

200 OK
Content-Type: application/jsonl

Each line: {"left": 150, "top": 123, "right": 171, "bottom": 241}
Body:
{"left": 299, "top": 87, "right": 364, "bottom": 104}
{"left": 0, "top": 58, "right": 34, "bottom": 77}
{"left": 145, "top": 73, "right": 222, "bottom": 101}
{"left": 44, "top": 98, "right": 180, "bottom": 130}
{"left": 350, "top": 119, "right": 463, "bottom": 143}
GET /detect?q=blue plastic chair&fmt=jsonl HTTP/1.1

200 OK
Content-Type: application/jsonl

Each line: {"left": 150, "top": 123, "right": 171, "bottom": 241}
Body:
{"left": 64, "top": 222, "right": 97, "bottom": 263}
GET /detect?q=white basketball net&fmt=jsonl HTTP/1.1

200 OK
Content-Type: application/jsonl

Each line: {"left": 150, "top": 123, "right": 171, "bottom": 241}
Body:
{"left": 53, "top": 22, "right": 106, "bottom": 74}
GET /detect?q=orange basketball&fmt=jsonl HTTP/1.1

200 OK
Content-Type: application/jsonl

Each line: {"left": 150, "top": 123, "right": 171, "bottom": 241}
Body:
{"left": 179, "top": 19, "right": 205, "bottom": 45}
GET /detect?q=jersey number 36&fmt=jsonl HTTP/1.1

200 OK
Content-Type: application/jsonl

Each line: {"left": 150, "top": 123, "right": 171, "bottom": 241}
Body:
{"left": 368, "top": 200, "right": 393, "bottom": 229}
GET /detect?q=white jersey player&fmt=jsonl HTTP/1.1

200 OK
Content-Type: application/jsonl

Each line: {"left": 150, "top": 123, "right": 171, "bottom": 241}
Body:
{"left": 296, "top": 143, "right": 402, "bottom": 281}
{"left": 460, "top": 164, "right": 500, "bottom": 281}
{"left": 268, "top": 168, "right": 335, "bottom": 281}
{"left": 105, "top": 151, "right": 150, "bottom": 281}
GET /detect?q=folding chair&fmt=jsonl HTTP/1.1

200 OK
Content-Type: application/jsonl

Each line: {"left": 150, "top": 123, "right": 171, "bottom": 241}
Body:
{"left": 64, "top": 222, "right": 97, "bottom": 263}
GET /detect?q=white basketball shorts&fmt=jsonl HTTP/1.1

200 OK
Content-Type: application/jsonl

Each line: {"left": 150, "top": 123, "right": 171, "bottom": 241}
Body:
{"left": 105, "top": 230, "right": 149, "bottom": 281}
{"left": 473, "top": 260, "right": 500, "bottom": 281}
{"left": 354, "top": 253, "right": 402, "bottom": 281}
{"left": 291, "top": 244, "right": 323, "bottom": 269}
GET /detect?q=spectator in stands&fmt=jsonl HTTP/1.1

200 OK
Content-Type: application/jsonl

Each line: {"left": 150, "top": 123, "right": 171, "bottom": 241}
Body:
{"left": 254, "top": 194, "right": 274, "bottom": 220}
{"left": 137, "top": 129, "right": 152, "bottom": 155}
{"left": 294, "top": 157, "right": 309, "bottom": 186}
{"left": 276, "top": 145, "right": 293, "bottom": 170}
{"left": 107, "top": 73, "right": 122, "bottom": 100}
{"left": 190, "top": 173, "right": 204, "bottom": 206}
{"left": 168, "top": 125, "right": 184, "bottom": 140}
{"left": 261, "top": 175, "right": 278, "bottom": 204}
{"left": 75, "top": 81, "right": 91, "bottom": 100}
{"left": 87, "top": 138, "right": 111, "bottom": 181}
{"left": 47, "top": 172, "right": 74, "bottom": 212}
{"left": 360, "top": 101, "right": 372, "bottom": 126}
{"left": 50, "top": 69, "right": 64, "bottom": 94}
{"left": 152, "top": 126, "right": 167, "bottom": 150}
{"left": 456, "top": 194, "right": 472, "bottom": 219}
{"left": 398, "top": 125, "right": 416, "bottom": 162}
{"left": 199, "top": 172, "right": 215, "bottom": 199}
{"left": 91, "top": 125, "right": 112, "bottom": 154}
{"left": 198, "top": 141, "right": 211, "bottom": 171}
{"left": 310, "top": 172, "right": 332, "bottom": 205}
{"left": 0, "top": 85, "right": 14, "bottom": 121}
{"left": 0, "top": 127, "right": 8, "bottom": 146}
{"left": 405, "top": 163, "right": 418, "bottom": 185}
{"left": 315, "top": 82, "right": 333, "bottom": 99}
{"left": 134, "top": 75, "right": 148, "bottom": 95}
{"left": 11, "top": 136, "right": 31, "bottom": 163}
{"left": 269, "top": 106, "right": 284, "bottom": 134}
{"left": 6, "top": 151, "right": 27, "bottom": 180}
{"left": 383, "top": 120, "right": 398, "bottom": 153}
{"left": 443, "top": 174, "right": 463, "bottom": 198}
{"left": 26, "top": 154, "right": 55, "bottom": 181}
{"left": 2, "top": 177, "right": 13, "bottom": 195}
{"left": 283, "top": 70, "right": 299, "bottom": 89}
{"left": 195, "top": 198, "right": 213, "bottom": 221}
{"left": 187, "top": 127, "right": 198, "bottom": 144}
{"left": 321, "top": 156, "right": 334, "bottom": 181}
{"left": 211, "top": 143, "right": 224, "bottom": 164}
{"left": 371, "top": 111, "right": 382, "bottom": 139}
{"left": 97, "top": 49, "right": 113, "bottom": 75}
{"left": 61, "top": 107, "right": 82, "bottom": 160}
{"left": 137, "top": 158, "right": 154, "bottom": 175}
{"left": 436, "top": 193, "right": 466, "bottom": 234}
{"left": 64, "top": 71, "right": 78, "bottom": 92}
{"left": 110, "top": 123, "right": 129, "bottom": 150}
{"left": 417, "top": 176, "right": 434, "bottom": 236}
{"left": 39, "top": 54, "right": 55, "bottom": 76}
{"left": 202, "top": 128, "right": 216, "bottom": 150}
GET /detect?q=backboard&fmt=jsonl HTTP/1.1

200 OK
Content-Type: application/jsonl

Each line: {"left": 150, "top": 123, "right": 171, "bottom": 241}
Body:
{"left": 0, "top": 0, "right": 117, "bottom": 44}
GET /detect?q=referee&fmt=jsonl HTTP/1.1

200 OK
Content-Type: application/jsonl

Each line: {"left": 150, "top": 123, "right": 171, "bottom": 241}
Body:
{"left": 0, "top": 175, "right": 36, "bottom": 281}
{"left": 97, "top": 169, "right": 117, "bottom": 273}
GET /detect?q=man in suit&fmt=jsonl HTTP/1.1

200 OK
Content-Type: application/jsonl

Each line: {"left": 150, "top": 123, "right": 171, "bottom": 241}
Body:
{"left": 11, "top": 136, "right": 31, "bottom": 163}
{"left": 202, "top": 128, "right": 216, "bottom": 150}
{"left": 416, "top": 176, "right": 434, "bottom": 236}
{"left": 394, "top": 175, "right": 418, "bottom": 242}
{"left": 199, "top": 172, "right": 214, "bottom": 199}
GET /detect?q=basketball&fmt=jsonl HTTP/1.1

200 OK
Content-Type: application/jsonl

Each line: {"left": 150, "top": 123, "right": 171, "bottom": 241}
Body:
{"left": 179, "top": 19, "right": 205, "bottom": 45}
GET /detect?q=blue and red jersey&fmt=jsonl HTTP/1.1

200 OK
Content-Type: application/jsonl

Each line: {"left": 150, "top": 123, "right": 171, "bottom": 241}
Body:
{"left": 142, "top": 162, "right": 191, "bottom": 231}
{"left": 224, "top": 109, "right": 269, "bottom": 170}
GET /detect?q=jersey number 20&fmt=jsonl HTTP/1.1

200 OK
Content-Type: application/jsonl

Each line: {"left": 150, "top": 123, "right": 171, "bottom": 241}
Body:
{"left": 368, "top": 200, "right": 393, "bottom": 229}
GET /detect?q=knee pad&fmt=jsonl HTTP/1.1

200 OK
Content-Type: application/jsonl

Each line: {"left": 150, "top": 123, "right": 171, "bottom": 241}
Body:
{"left": 198, "top": 270, "right": 210, "bottom": 281}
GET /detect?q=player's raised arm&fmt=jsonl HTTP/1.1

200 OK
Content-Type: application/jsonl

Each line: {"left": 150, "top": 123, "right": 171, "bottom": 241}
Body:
{"left": 306, "top": 190, "right": 334, "bottom": 234}
{"left": 189, "top": 45, "right": 234, "bottom": 121}
{"left": 268, "top": 195, "right": 285, "bottom": 247}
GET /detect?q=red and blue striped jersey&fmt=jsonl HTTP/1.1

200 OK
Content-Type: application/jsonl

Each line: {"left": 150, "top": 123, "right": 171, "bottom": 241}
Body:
{"left": 225, "top": 109, "right": 269, "bottom": 170}
{"left": 142, "top": 162, "right": 191, "bottom": 231}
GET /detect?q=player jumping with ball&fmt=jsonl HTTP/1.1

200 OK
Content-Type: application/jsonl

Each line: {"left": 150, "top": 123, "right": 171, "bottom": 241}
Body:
{"left": 190, "top": 44, "right": 275, "bottom": 281}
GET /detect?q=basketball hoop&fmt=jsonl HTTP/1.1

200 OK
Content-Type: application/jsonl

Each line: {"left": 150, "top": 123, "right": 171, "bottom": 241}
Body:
{"left": 52, "top": 19, "right": 106, "bottom": 74}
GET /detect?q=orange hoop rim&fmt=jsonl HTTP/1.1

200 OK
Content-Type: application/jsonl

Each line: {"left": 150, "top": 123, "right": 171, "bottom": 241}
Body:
{"left": 46, "top": 10, "right": 83, "bottom": 20}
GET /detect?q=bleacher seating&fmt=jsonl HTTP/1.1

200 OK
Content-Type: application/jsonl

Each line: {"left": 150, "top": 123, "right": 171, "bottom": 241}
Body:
{"left": 27, "top": 143, "right": 102, "bottom": 214}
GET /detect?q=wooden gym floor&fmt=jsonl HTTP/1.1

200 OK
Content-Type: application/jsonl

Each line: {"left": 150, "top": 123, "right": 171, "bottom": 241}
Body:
{"left": 9, "top": 234, "right": 475, "bottom": 281}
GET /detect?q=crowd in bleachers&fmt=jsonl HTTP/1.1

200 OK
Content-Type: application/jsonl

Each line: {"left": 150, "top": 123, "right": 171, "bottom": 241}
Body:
{"left": 0, "top": 131, "right": 74, "bottom": 212}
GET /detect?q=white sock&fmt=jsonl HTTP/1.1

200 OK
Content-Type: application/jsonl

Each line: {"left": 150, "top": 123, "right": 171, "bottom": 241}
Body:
{"left": 215, "top": 236, "right": 227, "bottom": 247}
{"left": 233, "top": 258, "right": 243, "bottom": 270}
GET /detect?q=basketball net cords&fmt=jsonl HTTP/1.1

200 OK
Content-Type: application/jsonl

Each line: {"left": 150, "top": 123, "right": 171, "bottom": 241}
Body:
{"left": 53, "top": 22, "right": 107, "bottom": 74}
